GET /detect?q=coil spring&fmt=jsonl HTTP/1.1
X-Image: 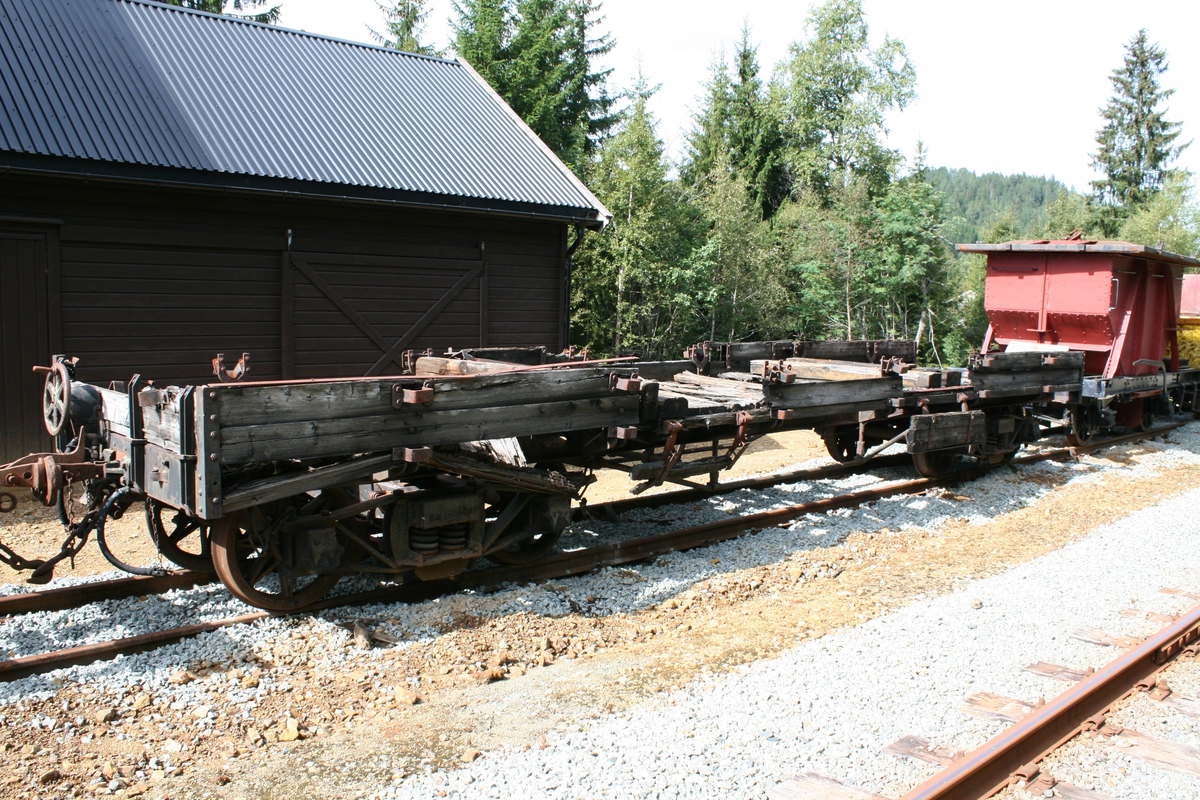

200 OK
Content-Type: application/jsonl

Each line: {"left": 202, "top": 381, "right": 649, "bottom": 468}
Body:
{"left": 438, "top": 524, "right": 468, "bottom": 553}
{"left": 409, "top": 527, "right": 440, "bottom": 555}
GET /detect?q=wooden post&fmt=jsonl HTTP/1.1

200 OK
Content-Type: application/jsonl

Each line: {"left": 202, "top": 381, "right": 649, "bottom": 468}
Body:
{"left": 281, "top": 231, "right": 294, "bottom": 379}
{"left": 479, "top": 241, "right": 489, "bottom": 348}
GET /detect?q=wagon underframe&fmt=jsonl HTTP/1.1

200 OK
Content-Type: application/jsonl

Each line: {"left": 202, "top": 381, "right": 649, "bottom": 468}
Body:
{"left": 3, "top": 339, "right": 1198, "bottom": 609}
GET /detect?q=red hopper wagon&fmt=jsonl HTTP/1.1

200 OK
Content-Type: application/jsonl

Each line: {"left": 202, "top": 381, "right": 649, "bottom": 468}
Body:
{"left": 960, "top": 238, "right": 1200, "bottom": 439}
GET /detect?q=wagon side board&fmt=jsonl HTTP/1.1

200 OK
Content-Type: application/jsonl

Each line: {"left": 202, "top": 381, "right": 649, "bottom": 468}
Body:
{"left": 184, "top": 378, "right": 639, "bottom": 518}
{"left": 764, "top": 375, "right": 903, "bottom": 411}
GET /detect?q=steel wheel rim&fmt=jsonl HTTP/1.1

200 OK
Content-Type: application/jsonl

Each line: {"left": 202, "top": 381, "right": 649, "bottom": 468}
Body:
{"left": 146, "top": 499, "right": 212, "bottom": 572}
{"left": 42, "top": 363, "right": 70, "bottom": 437}
{"left": 211, "top": 506, "right": 343, "bottom": 611}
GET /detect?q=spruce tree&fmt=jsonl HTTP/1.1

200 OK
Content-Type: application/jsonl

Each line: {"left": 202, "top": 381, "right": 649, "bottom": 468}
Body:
{"left": 680, "top": 56, "right": 732, "bottom": 190}
{"left": 372, "top": 0, "right": 433, "bottom": 55}
{"left": 1091, "top": 29, "right": 1187, "bottom": 235}
{"left": 728, "top": 27, "right": 787, "bottom": 219}
{"left": 451, "top": 0, "right": 615, "bottom": 174}
{"left": 452, "top": 0, "right": 511, "bottom": 88}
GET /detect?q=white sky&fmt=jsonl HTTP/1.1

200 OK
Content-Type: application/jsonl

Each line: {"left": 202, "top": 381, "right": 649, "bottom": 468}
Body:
{"left": 277, "top": 0, "right": 1200, "bottom": 193}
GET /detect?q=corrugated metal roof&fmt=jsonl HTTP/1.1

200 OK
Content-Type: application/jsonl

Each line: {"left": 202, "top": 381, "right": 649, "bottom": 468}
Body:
{"left": 957, "top": 240, "right": 1200, "bottom": 267}
{"left": 0, "top": 0, "right": 610, "bottom": 226}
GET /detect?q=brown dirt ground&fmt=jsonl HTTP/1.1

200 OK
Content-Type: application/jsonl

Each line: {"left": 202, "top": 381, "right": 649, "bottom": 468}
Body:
{"left": 2, "top": 439, "right": 1197, "bottom": 799}
{"left": 583, "top": 428, "right": 830, "bottom": 505}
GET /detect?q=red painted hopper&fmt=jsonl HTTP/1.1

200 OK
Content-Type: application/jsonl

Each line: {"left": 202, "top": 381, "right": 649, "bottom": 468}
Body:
{"left": 959, "top": 240, "right": 1200, "bottom": 378}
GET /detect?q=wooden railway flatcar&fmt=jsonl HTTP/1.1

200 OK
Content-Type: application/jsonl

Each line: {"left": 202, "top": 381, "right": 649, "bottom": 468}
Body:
{"left": 2, "top": 239, "right": 1197, "bottom": 610}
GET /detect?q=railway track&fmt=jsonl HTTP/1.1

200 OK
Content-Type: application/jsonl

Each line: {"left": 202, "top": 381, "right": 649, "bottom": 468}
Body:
{"left": 896, "top": 597, "right": 1200, "bottom": 800}
{"left": 0, "top": 422, "right": 1184, "bottom": 684}
{"left": 772, "top": 587, "right": 1200, "bottom": 800}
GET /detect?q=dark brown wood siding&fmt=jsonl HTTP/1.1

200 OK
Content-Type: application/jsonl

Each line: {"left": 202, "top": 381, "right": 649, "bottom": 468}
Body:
{"left": 0, "top": 174, "right": 568, "bottom": 461}
{"left": 0, "top": 224, "right": 54, "bottom": 460}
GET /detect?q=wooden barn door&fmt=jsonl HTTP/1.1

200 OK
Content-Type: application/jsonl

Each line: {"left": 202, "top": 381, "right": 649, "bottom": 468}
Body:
{"left": 0, "top": 227, "right": 55, "bottom": 462}
{"left": 283, "top": 238, "right": 488, "bottom": 378}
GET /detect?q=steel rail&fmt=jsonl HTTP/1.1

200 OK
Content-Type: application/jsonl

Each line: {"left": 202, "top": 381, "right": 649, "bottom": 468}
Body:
{"left": 0, "top": 571, "right": 214, "bottom": 618}
{"left": 900, "top": 601, "right": 1200, "bottom": 800}
{"left": 0, "top": 423, "right": 1184, "bottom": 682}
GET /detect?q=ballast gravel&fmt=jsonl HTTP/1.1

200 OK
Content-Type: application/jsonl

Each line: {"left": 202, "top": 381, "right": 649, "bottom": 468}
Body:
{"left": 372, "top": 470, "right": 1200, "bottom": 798}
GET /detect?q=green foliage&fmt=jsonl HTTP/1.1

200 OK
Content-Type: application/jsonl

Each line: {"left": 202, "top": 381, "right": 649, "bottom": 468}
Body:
{"left": 372, "top": 0, "right": 434, "bottom": 55}
{"left": 679, "top": 56, "right": 732, "bottom": 190}
{"left": 161, "top": 0, "right": 279, "bottom": 24}
{"left": 571, "top": 81, "right": 700, "bottom": 358}
{"left": 926, "top": 167, "right": 1073, "bottom": 243}
{"left": 1035, "top": 189, "right": 1097, "bottom": 240}
{"left": 1118, "top": 172, "right": 1200, "bottom": 256}
{"left": 1091, "top": 29, "right": 1188, "bottom": 236}
{"left": 689, "top": 149, "right": 787, "bottom": 342}
{"left": 941, "top": 254, "right": 988, "bottom": 366}
{"left": 452, "top": 0, "right": 616, "bottom": 173}
{"left": 775, "top": 0, "right": 915, "bottom": 202}
{"left": 775, "top": 181, "right": 880, "bottom": 340}
{"left": 728, "top": 28, "right": 788, "bottom": 219}
{"left": 876, "top": 160, "right": 953, "bottom": 361}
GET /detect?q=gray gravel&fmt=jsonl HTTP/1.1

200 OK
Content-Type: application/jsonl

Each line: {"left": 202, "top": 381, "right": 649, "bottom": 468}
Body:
{"left": 370, "top": 438, "right": 1200, "bottom": 799}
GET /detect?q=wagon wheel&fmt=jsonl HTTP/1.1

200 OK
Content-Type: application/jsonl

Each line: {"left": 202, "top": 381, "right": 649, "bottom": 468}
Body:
{"left": 1064, "top": 407, "right": 1094, "bottom": 447}
{"left": 1136, "top": 409, "right": 1153, "bottom": 433}
{"left": 486, "top": 492, "right": 566, "bottom": 566}
{"left": 145, "top": 499, "right": 212, "bottom": 572}
{"left": 912, "top": 449, "right": 957, "bottom": 479}
{"left": 42, "top": 361, "right": 71, "bottom": 437}
{"left": 210, "top": 493, "right": 361, "bottom": 611}
{"left": 822, "top": 430, "right": 858, "bottom": 463}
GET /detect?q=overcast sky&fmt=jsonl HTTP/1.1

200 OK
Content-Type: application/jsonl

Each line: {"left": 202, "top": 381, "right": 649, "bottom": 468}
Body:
{"left": 276, "top": 0, "right": 1200, "bottom": 193}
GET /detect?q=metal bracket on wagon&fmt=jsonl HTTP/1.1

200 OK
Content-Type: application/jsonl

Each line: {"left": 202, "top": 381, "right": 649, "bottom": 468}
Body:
{"left": 609, "top": 373, "right": 642, "bottom": 393}
{"left": 212, "top": 352, "right": 250, "bottom": 383}
{"left": 392, "top": 381, "right": 435, "bottom": 406}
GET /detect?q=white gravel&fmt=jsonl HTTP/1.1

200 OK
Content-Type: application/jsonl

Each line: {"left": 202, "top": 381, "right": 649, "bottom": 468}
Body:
{"left": 1, "top": 423, "right": 1198, "bottom": 797}
{"left": 369, "top": 434, "right": 1200, "bottom": 799}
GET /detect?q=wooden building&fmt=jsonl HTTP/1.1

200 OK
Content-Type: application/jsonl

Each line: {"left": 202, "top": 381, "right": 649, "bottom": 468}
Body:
{"left": 0, "top": 0, "right": 609, "bottom": 461}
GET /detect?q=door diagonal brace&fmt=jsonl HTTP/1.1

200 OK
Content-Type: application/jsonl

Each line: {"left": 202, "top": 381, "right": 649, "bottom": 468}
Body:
{"left": 365, "top": 262, "right": 484, "bottom": 376}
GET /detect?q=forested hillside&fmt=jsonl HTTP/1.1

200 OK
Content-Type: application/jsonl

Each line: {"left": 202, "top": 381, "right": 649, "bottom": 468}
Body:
{"left": 928, "top": 167, "right": 1073, "bottom": 244}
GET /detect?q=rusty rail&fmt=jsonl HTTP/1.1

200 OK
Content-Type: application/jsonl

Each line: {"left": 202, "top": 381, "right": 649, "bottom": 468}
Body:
{"left": 0, "top": 422, "right": 1184, "bottom": 682}
{"left": 0, "top": 571, "right": 214, "bottom": 618}
{"left": 900, "top": 602, "right": 1200, "bottom": 800}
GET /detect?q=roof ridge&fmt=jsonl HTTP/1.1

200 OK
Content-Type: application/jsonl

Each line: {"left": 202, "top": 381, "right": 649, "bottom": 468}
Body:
{"left": 118, "top": 0, "right": 459, "bottom": 65}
